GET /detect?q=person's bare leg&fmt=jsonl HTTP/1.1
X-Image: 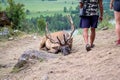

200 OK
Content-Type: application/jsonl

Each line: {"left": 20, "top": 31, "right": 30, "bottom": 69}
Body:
{"left": 83, "top": 28, "right": 91, "bottom": 51}
{"left": 83, "top": 28, "right": 89, "bottom": 45}
{"left": 114, "top": 11, "right": 120, "bottom": 43}
{"left": 90, "top": 27, "right": 96, "bottom": 46}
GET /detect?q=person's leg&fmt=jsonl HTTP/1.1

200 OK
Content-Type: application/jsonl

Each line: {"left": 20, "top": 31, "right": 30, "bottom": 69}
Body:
{"left": 114, "top": 11, "right": 120, "bottom": 44}
{"left": 90, "top": 27, "right": 96, "bottom": 46}
{"left": 80, "top": 17, "right": 91, "bottom": 51}
{"left": 83, "top": 28, "right": 91, "bottom": 51}
{"left": 83, "top": 28, "right": 89, "bottom": 45}
{"left": 90, "top": 15, "right": 99, "bottom": 47}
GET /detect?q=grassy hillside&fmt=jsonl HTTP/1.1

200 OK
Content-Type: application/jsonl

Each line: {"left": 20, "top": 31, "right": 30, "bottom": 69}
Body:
{"left": 1, "top": 0, "right": 78, "bottom": 18}
{"left": 16, "top": 0, "right": 77, "bottom": 11}
{"left": 1, "top": 0, "right": 110, "bottom": 18}
{"left": 13, "top": 0, "right": 78, "bottom": 18}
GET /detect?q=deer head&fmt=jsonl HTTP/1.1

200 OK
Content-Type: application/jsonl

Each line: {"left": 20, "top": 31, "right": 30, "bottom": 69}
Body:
{"left": 45, "top": 15, "right": 75, "bottom": 55}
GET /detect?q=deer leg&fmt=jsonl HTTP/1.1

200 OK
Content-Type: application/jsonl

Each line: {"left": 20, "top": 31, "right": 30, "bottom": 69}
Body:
{"left": 39, "top": 37, "right": 47, "bottom": 50}
{"left": 48, "top": 49, "right": 59, "bottom": 54}
{"left": 40, "top": 47, "right": 48, "bottom": 51}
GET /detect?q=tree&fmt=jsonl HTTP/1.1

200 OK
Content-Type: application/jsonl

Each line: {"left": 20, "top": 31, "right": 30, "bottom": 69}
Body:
{"left": 69, "top": 6, "right": 73, "bottom": 12}
{"left": 37, "top": 17, "right": 46, "bottom": 34}
{"left": 75, "top": 5, "right": 80, "bottom": 12}
{"left": 0, "top": 1, "right": 2, "bottom": 11}
{"left": 63, "top": 7, "right": 67, "bottom": 13}
{"left": 6, "top": 0, "right": 26, "bottom": 29}
{"left": 1, "top": 0, "right": 6, "bottom": 5}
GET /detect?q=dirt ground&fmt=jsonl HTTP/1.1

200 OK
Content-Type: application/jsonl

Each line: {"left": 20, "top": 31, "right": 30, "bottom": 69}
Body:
{"left": 0, "top": 29, "right": 120, "bottom": 80}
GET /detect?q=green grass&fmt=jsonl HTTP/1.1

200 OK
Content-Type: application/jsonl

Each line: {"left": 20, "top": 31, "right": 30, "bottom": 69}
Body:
{"left": 26, "top": 11, "right": 70, "bottom": 18}
{"left": 23, "top": 1, "right": 77, "bottom": 12}
{"left": 9, "top": 0, "right": 78, "bottom": 18}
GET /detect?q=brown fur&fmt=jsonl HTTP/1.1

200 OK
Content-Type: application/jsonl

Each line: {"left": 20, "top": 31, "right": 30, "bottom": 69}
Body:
{"left": 39, "top": 15, "right": 74, "bottom": 55}
{"left": 40, "top": 31, "right": 73, "bottom": 53}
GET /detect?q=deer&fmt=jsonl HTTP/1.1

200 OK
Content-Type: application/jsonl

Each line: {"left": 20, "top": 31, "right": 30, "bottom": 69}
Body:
{"left": 39, "top": 15, "right": 75, "bottom": 56}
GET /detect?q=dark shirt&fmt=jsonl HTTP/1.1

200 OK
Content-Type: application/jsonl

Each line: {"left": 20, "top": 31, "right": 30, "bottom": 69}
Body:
{"left": 79, "top": 0, "right": 99, "bottom": 16}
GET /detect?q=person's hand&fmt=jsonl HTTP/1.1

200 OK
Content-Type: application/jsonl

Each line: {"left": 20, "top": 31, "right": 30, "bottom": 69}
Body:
{"left": 99, "top": 16, "right": 103, "bottom": 22}
{"left": 80, "top": 2, "right": 83, "bottom": 8}
{"left": 110, "top": 3, "right": 113, "bottom": 9}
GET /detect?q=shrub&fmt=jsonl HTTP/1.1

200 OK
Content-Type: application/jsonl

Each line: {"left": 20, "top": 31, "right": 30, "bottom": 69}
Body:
{"left": 6, "top": 0, "right": 26, "bottom": 29}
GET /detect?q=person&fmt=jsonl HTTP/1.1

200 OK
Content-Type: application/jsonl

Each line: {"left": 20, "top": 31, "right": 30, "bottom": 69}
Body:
{"left": 110, "top": 0, "right": 120, "bottom": 45}
{"left": 79, "top": 0, "right": 103, "bottom": 51}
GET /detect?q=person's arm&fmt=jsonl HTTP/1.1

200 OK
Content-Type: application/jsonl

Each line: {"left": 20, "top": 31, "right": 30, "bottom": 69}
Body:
{"left": 79, "top": 0, "right": 83, "bottom": 8}
{"left": 99, "top": 0, "right": 103, "bottom": 21}
{"left": 110, "top": 0, "right": 114, "bottom": 9}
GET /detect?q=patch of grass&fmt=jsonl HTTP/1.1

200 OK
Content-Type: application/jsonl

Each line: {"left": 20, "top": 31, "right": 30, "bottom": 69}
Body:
{"left": 2, "top": 0, "right": 78, "bottom": 18}
{"left": 11, "top": 64, "right": 28, "bottom": 73}
{"left": 11, "top": 67, "right": 22, "bottom": 73}
{"left": 77, "top": 29, "right": 82, "bottom": 35}
{"left": 26, "top": 11, "right": 69, "bottom": 18}
{"left": 15, "top": 0, "right": 77, "bottom": 12}
{"left": 98, "top": 19, "right": 114, "bottom": 30}
{"left": 0, "top": 27, "right": 26, "bottom": 41}
{"left": 38, "top": 58, "right": 44, "bottom": 62}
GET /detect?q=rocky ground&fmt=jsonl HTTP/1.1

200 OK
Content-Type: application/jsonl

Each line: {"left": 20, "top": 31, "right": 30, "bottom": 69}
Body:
{"left": 0, "top": 29, "right": 120, "bottom": 80}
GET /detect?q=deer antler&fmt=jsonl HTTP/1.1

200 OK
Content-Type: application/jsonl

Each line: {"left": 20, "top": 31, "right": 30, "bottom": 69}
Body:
{"left": 45, "top": 22, "right": 59, "bottom": 44}
{"left": 45, "top": 15, "right": 75, "bottom": 45}
{"left": 67, "top": 15, "right": 75, "bottom": 41}
{"left": 63, "top": 34, "right": 66, "bottom": 44}
{"left": 57, "top": 36, "right": 63, "bottom": 46}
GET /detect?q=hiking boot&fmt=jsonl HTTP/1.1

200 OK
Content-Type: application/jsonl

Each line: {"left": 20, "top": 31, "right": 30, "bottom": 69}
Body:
{"left": 91, "top": 44, "right": 95, "bottom": 48}
{"left": 86, "top": 44, "right": 91, "bottom": 52}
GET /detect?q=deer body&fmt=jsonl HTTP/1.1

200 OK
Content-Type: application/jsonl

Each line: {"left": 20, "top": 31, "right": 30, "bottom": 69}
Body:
{"left": 39, "top": 15, "right": 75, "bottom": 55}
{"left": 45, "top": 31, "right": 70, "bottom": 48}
{"left": 40, "top": 31, "right": 72, "bottom": 53}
